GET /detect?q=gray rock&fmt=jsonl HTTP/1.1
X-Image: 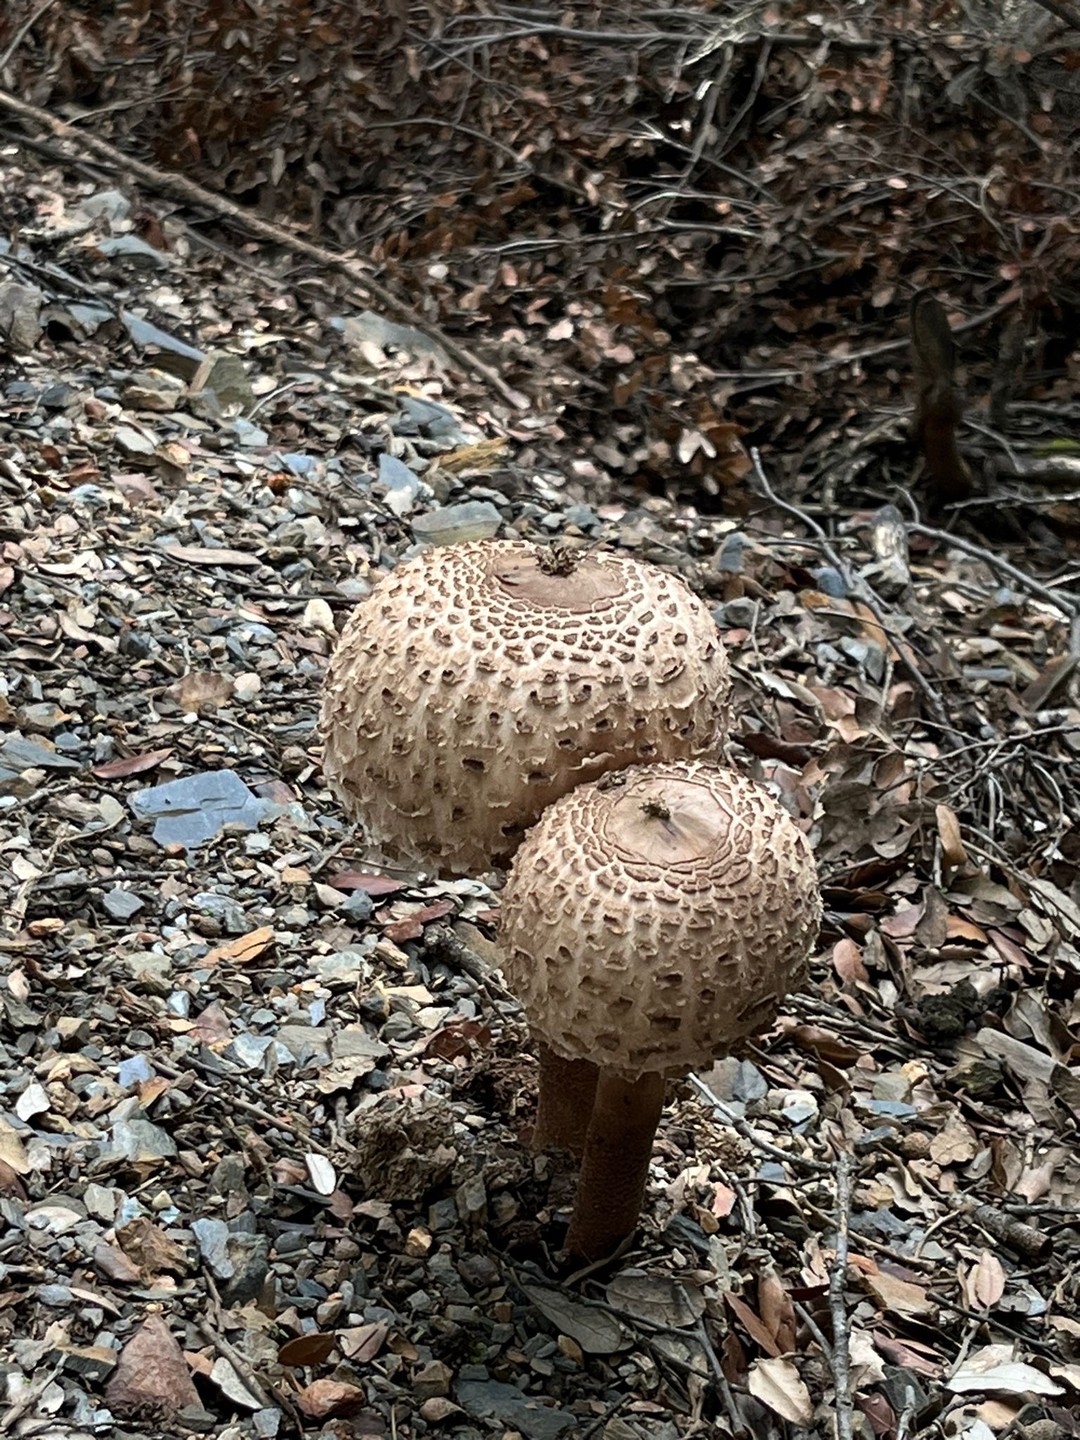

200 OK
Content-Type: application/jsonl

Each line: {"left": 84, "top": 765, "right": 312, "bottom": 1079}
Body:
{"left": 412, "top": 501, "right": 503, "bottom": 546}
{"left": 103, "top": 888, "right": 143, "bottom": 921}
{"left": 117, "top": 1055, "right": 155, "bottom": 1088}
{"left": 230, "top": 418, "right": 269, "bottom": 447}
{"left": 113, "top": 425, "right": 157, "bottom": 458}
{"left": 121, "top": 310, "right": 205, "bottom": 375}
{"left": 191, "top": 892, "right": 248, "bottom": 933}
{"left": 189, "top": 351, "right": 255, "bottom": 413}
{"left": 78, "top": 189, "right": 132, "bottom": 222}
{"left": 223, "top": 1033, "right": 273, "bottom": 1070}
{"left": 97, "top": 235, "right": 171, "bottom": 268}
{"left": 191, "top": 1217, "right": 233, "bottom": 1277}
{"left": 378, "top": 453, "right": 428, "bottom": 516}
{"left": 105, "top": 1119, "right": 177, "bottom": 1164}
{"left": 399, "top": 396, "right": 463, "bottom": 437}
{"left": 0, "top": 280, "right": 44, "bottom": 350}
{"left": 814, "top": 565, "right": 848, "bottom": 598}
{"left": 129, "top": 769, "right": 272, "bottom": 849}
{"left": 341, "top": 891, "right": 374, "bottom": 922}
{"left": 456, "top": 1380, "right": 576, "bottom": 1440}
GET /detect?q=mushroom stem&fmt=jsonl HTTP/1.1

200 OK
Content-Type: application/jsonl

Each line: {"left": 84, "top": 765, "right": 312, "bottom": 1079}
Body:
{"left": 564, "top": 1069, "right": 667, "bottom": 1261}
{"left": 532, "top": 1042, "right": 598, "bottom": 1156}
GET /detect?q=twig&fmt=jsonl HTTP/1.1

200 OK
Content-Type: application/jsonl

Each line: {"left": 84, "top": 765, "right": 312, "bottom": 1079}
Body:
{"left": 695, "top": 1319, "right": 746, "bottom": 1437}
{"left": 688, "top": 1073, "right": 834, "bottom": 1175}
{"left": 1028, "top": 0, "right": 1080, "bottom": 28}
{"left": 195, "top": 1316, "right": 276, "bottom": 1411}
{"left": 0, "top": 0, "right": 56, "bottom": 72}
{"left": 909, "top": 522, "right": 1080, "bottom": 619}
{"left": 829, "top": 1151, "right": 855, "bottom": 1440}
{"left": 0, "top": 84, "right": 528, "bottom": 410}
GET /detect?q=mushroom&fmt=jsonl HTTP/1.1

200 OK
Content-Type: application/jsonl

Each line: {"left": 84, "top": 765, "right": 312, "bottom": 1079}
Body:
{"left": 320, "top": 539, "right": 730, "bottom": 875}
{"left": 498, "top": 760, "right": 821, "bottom": 1261}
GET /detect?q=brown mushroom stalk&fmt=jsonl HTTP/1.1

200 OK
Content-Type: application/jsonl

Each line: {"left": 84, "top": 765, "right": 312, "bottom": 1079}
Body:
{"left": 532, "top": 1042, "right": 598, "bottom": 1155}
{"left": 319, "top": 538, "right": 730, "bottom": 875}
{"left": 499, "top": 761, "right": 822, "bottom": 1262}
{"left": 564, "top": 1070, "right": 666, "bottom": 1261}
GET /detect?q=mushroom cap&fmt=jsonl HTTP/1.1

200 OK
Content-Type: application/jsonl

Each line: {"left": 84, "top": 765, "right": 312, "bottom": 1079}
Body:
{"left": 499, "top": 761, "right": 821, "bottom": 1077}
{"left": 319, "top": 540, "right": 730, "bottom": 874}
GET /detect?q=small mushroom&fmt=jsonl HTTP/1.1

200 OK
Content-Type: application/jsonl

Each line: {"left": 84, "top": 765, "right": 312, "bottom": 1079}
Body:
{"left": 499, "top": 760, "right": 821, "bottom": 1261}
{"left": 320, "top": 539, "right": 730, "bottom": 874}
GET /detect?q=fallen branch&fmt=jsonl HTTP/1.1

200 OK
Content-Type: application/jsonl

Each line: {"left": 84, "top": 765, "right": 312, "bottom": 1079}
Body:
{"left": 829, "top": 1152, "right": 855, "bottom": 1440}
{"left": 0, "top": 84, "right": 529, "bottom": 411}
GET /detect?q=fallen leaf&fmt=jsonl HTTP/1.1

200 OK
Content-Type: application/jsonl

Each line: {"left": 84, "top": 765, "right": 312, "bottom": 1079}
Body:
{"left": 947, "top": 1344, "right": 1063, "bottom": 1396}
{"left": 174, "top": 671, "right": 235, "bottom": 713}
{"left": 522, "top": 1285, "right": 625, "bottom": 1355}
{"left": 337, "top": 1322, "right": 389, "bottom": 1363}
{"left": 862, "top": 1269, "right": 937, "bottom": 1320}
{"left": 748, "top": 1356, "right": 813, "bottom": 1425}
{"left": 91, "top": 747, "right": 174, "bottom": 779}
{"left": 936, "top": 803, "right": 968, "bottom": 868}
{"left": 329, "top": 871, "right": 404, "bottom": 896}
{"left": 279, "top": 1332, "right": 337, "bottom": 1367}
{"left": 832, "top": 937, "right": 869, "bottom": 985}
{"left": 724, "top": 1292, "right": 783, "bottom": 1357}
{"left": 964, "top": 1250, "right": 1006, "bottom": 1311}
{"left": 205, "top": 925, "right": 275, "bottom": 967}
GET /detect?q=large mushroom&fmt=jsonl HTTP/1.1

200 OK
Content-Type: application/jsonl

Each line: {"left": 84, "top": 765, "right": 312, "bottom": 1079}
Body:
{"left": 498, "top": 760, "right": 821, "bottom": 1261}
{"left": 320, "top": 539, "right": 730, "bottom": 875}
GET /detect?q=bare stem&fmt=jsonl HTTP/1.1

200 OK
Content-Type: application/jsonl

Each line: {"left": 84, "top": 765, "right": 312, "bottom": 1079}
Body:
{"left": 565, "top": 1069, "right": 666, "bottom": 1261}
{"left": 532, "top": 1041, "right": 598, "bottom": 1156}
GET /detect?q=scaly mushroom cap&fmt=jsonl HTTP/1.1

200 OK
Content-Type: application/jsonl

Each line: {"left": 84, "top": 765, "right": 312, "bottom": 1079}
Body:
{"left": 500, "top": 761, "right": 821, "bottom": 1077}
{"left": 320, "top": 540, "right": 730, "bottom": 874}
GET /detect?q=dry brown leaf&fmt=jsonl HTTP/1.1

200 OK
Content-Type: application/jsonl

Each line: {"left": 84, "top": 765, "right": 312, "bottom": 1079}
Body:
{"left": 337, "top": 1322, "right": 389, "bottom": 1363}
{"left": 278, "top": 1332, "right": 337, "bottom": 1368}
{"left": 936, "top": 802, "right": 968, "bottom": 868}
{"left": 205, "top": 925, "right": 275, "bottom": 967}
{"left": 963, "top": 1249, "right": 1006, "bottom": 1310}
{"left": 929, "top": 1114, "right": 978, "bottom": 1166}
{"left": 758, "top": 1272, "right": 797, "bottom": 1354}
{"left": 724, "top": 1292, "right": 783, "bottom": 1357}
{"left": 832, "top": 937, "right": 870, "bottom": 984}
{"left": 91, "top": 746, "right": 174, "bottom": 779}
{"left": 174, "top": 671, "right": 235, "bottom": 714}
{"left": 862, "top": 1268, "right": 937, "bottom": 1319}
{"left": 747, "top": 1356, "right": 813, "bottom": 1425}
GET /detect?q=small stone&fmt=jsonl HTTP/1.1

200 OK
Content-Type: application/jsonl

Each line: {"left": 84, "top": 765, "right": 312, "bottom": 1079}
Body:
{"left": 117, "top": 1054, "right": 155, "bottom": 1088}
{"left": 188, "top": 351, "right": 255, "bottom": 413}
{"left": 872, "top": 1072, "right": 912, "bottom": 1103}
{"left": 779, "top": 1089, "right": 819, "bottom": 1126}
{"left": 419, "top": 1396, "right": 465, "bottom": 1424}
{"left": 106, "top": 1315, "right": 200, "bottom": 1414}
{"left": 413, "top": 1360, "right": 452, "bottom": 1399}
{"left": 113, "top": 425, "right": 158, "bottom": 458}
{"left": 378, "top": 453, "right": 429, "bottom": 516}
{"left": 412, "top": 501, "right": 503, "bottom": 546}
{"left": 341, "top": 891, "right": 374, "bottom": 922}
{"left": 50, "top": 1342, "right": 118, "bottom": 1381}
{"left": 103, "top": 888, "right": 144, "bottom": 920}
{"left": 405, "top": 1226, "right": 433, "bottom": 1257}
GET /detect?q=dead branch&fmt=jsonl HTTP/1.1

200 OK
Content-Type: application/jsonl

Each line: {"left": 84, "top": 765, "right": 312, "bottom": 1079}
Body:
{"left": 0, "top": 84, "right": 529, "bottom": 410}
